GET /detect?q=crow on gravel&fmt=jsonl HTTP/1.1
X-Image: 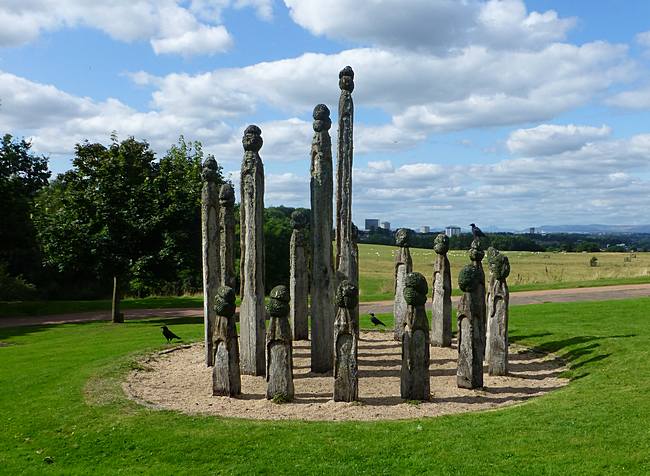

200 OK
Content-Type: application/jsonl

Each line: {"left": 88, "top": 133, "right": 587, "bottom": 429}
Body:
{"left": 161, "top": 325, "right": 181, "bottom": 343}
{"left": 369, "top": 312, "right": 386, "bottom": 327}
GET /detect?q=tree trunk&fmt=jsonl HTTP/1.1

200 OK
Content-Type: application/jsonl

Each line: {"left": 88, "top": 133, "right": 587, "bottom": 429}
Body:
{"left": 111, "top": 275, "right": 123, "bottom": 323}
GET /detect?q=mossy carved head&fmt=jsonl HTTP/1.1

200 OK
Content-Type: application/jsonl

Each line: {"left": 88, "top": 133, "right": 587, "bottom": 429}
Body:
{"left": 433, "top": 233, "right": 449, "bottom": 255}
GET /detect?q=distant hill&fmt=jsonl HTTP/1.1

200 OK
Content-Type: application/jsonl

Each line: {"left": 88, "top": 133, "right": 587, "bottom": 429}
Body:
{"left": 536, "top": 224, "right": 650, "bottom": 234}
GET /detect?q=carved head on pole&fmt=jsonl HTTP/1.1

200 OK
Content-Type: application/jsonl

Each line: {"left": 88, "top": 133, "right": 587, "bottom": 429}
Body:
{"left": 458, "top": 264, "right": 480, "bottom": 292}
{"left": 433, "top": 233, "right": 449, "bottom": 255}
{"left": 403, "top": 272, "right": 428, "bottom": 306}
{"left": 201, "top": 156, "right": 219, "bottom": 183}
{"left": 290, "top": 209, "right": 310, "bottom": 230}
{"left": 395, "top": 228, "right": 411, "bottom": 247}
{"left": 339, "top": 66, "right": 354, "bottom": 92}
{"left": 489, "top": 253, "right": 511, "bottom": 281}
{"left": 335, "top": 280, "right": 359, "bottom": 309}
{"left": 214, "top": 286, "right": 236, "bottom": 317}
{"left": 219, "top": 183, "right": 235, "bottom": 205}
{"left": 242, "top": 124, "right": 263, "bottom": 152}
{"left": 469, "top": 239, "right": 485, "bottom": 263}
{"left": 267, "top": 285, "right": 290, "bottom": 318}
{"left": 313, "top": 104, "right": 332, "bottom": 132}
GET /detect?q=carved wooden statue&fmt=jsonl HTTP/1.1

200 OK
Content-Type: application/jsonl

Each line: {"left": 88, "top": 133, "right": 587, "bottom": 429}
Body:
{"left": 239, "top": 125, "right": 266, "bottom": 376}
{"left": 290, "top": 209, "right": 310, "bottom": 341}
{"left": 266, "top": 285, "right": 294, "bottom": 401}
{"left": 469, "top": 238, "right": 487, "bottom": 361}
{"left": 219, "top": 183, "right": 237, "bottom": 290}
{"left": 212, "top": 286, "right": 241, "bottom": 397}
{"left": 201, "top": 157, "right": 220, "bottom": 366}
{"left": 431, "top": 233, "right": 452, "bottom": 347}
{"left": 310, "top": 104, "right": 336, "bottom": 373}
{"left": 457, "top": 264, "right": 484, "bottom": 389}
{"left": 393, "top": 228, "right": 413, "bottom": 341}
{"left": 333, "top": 280, "right": 359, "bottom": 402}
{"left": 400, "top": 272, "right": 430, "bottom": 401}
{"left": 487, "top": 251, "right": 510, "bottom": 376}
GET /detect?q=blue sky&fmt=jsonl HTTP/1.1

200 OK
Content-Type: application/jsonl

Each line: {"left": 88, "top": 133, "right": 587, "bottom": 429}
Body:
{"left": 2, "top": 0, "right": 650, "bottom": 230}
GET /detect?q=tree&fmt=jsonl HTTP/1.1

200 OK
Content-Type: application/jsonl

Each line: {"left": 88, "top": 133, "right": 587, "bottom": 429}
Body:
{"left": 0, "top": 134, "right": 50, "bottom": 287}
{"left": 37, "top": 137, "right": 159, "bottom": 322}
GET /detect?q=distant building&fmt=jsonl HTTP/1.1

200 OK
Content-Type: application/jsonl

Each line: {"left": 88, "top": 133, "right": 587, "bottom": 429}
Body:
{"left": 365, "top": 219, "right": 379, "bottom": 231}
{"left": 445, "top": 225, "right": 461, "bottom": 237}
{"left": 420, "top": 226, "right": 430, "bottom": 233}
{"left": 379, "top": 221, "right": 391, "bottom": 231}
{"left": 529, "top": 227, "right": 536, "bottom": 234}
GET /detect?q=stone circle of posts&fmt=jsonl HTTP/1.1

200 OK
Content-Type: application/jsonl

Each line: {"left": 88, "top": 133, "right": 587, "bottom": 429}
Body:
{"left": 200, "top": 66, "right": 511, "bottom": 404}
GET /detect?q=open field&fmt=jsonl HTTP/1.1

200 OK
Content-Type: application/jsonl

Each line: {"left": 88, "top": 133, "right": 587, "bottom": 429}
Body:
{"left": 2, "top": 246, "right": 650, "bottom": 317}
{"left": 1, "top": 299, "right": 649, "bottom": 474}
{"left": 360, "top": 245, "right": 650, "bottom": 301}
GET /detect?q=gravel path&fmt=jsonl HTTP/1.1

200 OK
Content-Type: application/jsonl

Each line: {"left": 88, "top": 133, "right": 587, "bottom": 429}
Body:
{"left": 2, "top": 283, "right": 649, "bottom": 329}
{"left": 123, "top": 332, "right": 568, "bottom": 421}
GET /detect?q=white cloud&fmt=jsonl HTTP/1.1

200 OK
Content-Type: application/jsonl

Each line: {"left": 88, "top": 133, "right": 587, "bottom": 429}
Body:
{"left": 606, "top": 85, "right": 650, "bottom": 110}
{"left": 0, "top": 0, "right": 271, "bottom": 55}
{"left": 151, "top": 24, "right": 232, "bottom": 56}
{"left": 636, "top": 30, "right": 650, "bottom": 48}
{"left": 507, "top": 124, "right": 612, "bottom": 156}
{"left": 285, "top": 0, "right": 574, "bottom": 52}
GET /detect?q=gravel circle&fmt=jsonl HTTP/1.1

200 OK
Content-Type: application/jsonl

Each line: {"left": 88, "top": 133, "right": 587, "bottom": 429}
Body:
{"left": 124, "top": 331, "right": 568, "bottom": 421}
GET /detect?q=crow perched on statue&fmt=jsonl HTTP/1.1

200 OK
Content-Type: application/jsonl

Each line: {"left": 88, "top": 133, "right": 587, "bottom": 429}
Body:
{"left": 369, "top": 312, "right": 386, "bottom": 327}
{"left": 469, "top": 223, "right": 487, "bottom": 240}
{"left": 161, "top": 325, "right": 181, "bottom": 343}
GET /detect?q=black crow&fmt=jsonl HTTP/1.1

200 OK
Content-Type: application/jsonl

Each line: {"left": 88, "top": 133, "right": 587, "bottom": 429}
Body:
{"left": 469, "top": 223, "right": 487, "bottom": 240}
{"left": 161, "top": 325, "right": 181, "bottom": 343}
{"left": 369, "top": 312, "right": 386, "bottom": 327}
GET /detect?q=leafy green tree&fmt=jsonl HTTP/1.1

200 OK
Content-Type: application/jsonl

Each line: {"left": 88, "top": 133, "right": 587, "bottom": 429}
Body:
{"left": 0, "top": 134, "right": 50, "bottom": 287}
{"left": 37, "top": 137, "right": 159, "bottom": 321}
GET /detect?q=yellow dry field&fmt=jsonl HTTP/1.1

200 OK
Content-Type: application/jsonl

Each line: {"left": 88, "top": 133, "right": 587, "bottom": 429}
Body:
{"left": 358, "top": 244, "right": 650, "bottom": 301}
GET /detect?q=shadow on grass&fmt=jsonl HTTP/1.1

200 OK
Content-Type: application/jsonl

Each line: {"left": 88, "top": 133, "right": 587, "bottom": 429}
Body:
{"left": 510, "top": 333, "right": 636, "bottom": 379}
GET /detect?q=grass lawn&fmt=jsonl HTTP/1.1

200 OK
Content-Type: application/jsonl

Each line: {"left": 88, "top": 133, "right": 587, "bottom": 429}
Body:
{"left": 1, "top": 299, "right": 649, "bottom": 474}
{"left": 3, "top": 247, "right": 650, "bottom": 318}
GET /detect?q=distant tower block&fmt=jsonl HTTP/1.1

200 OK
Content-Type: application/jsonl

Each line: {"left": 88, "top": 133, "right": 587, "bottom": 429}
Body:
{"left": 365, "top": 218, "right": 379, "bottom": 231}
{"left": 239, "top": 125, "right": 266, "bottom": 376}
{"left": 445, "top": 225, "right": 461, "bottom": 237}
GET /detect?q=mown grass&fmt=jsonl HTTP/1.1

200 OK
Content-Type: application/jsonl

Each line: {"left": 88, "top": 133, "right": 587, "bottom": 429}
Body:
{"left": 3, "top": 246, "right": 650, "bottom": 317}
{"left": 1, "top": 298, "right": 650, "bottom": 474}
{"left": 360, "top": 245, "right": 650, "bottom": 301}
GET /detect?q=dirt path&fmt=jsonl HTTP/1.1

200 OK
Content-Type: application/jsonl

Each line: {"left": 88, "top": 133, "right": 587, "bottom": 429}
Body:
{"left": 1, "top": 283, "right": 649, "bottom": 329}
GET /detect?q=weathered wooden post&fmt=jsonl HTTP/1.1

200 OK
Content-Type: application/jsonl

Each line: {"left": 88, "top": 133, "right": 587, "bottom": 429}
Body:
{"left": 290, "top": 209, "right": 310, "bottom": 341}
{"left": 487, "top": 251, "right": 510, "bottom": 376}
{"left": 201, "top": 157, "right": 221, "bottom": 366}
{"left": 266, "top": 285, "right": 294, "bottom": 401}
{"left": 431, "top": 233, "right": 452, "bottom": 347}
{"left": 212, "top": 285, "right": 241, "bottom": 397}
{"left": 336, "top": 66, "right": 357, "bottom": 295}
{"left": 400, "top": 272, "right": 430, "bottom": 401}
{"left": 333, "top": 280, "right": 359, "bottom": 402}
{"left": 219, "top": 183, "right": 237, "bottom": 290}
{"left": 394, "top": 228, "right": 413, "bottom": 341}
{"left": 469, "top": 238, "right": 487, "bottom": 361}
{"left": 310, "top": 104, "right": 336, "bottom": 373}
{"left": 457, "top": 264, "right": 484, "bottom": 389}
{"left": 239, "top": 125, "right": 266, "bottom": 376}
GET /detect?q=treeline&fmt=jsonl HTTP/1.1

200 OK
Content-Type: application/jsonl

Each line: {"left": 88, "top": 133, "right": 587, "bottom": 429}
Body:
{"left": 360, "top": 228, "right": 650, "bottom": 252}
{"left": 0, "top": 134, "right": 300, "bottom": 301}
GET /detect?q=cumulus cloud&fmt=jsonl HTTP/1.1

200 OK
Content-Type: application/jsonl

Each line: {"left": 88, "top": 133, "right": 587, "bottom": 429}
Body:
{"left": 0, "top": 0, "right": 271, "bottom": 55}
{"left": 606, "top": 85, "right": 650, "bottom": 110}
{"left": 507, "top": 124, "right": 612, "bottom": 156}
{"left": 285, "top": 0, "right": 575, "bottom": 52}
